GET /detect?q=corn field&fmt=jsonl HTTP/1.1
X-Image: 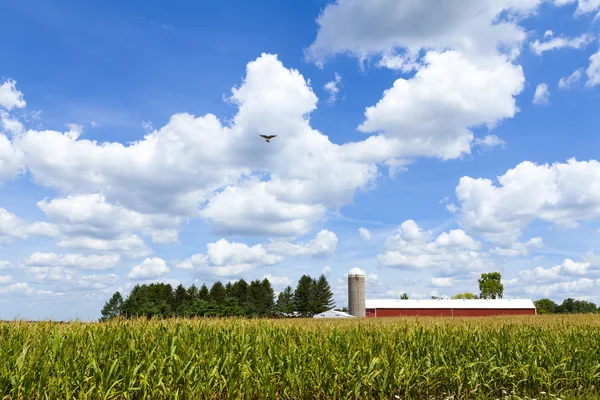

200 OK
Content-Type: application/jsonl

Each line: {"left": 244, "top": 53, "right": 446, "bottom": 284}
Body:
{"left": 2, "top": 315, "right": 600, "bottom": 399}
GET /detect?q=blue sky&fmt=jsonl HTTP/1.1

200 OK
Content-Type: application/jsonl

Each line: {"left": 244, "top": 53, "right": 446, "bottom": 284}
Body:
{"left": 2, "top": 0, "right": 600, "bottom": 320}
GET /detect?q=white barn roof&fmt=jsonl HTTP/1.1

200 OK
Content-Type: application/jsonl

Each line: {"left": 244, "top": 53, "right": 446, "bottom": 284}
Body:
{"left": 366, "top": 299, "right": 535, "bottom": 310}
{"left": 313, "top": 310, "right": 355, "bottom": 318}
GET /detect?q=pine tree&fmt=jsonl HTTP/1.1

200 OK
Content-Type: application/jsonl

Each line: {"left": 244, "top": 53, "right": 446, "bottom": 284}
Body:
{"left": 209, "top": 281, "right": 227, "bottom": 305}
{"left": 198, "top": 284, "right": 209, "bottom": 300}
{"left": 276, "top": 286, "right": 295, "bottom": 316}
{"left": 173, "top": 284, "right": 190, "bottom": 316}
{"left": 313, "top": 274, "right": 335, "bottom": 314}
{"left": 100, "top": 291, "right": 123, "bottom": 321}
{"left": 294, "top": 275, "right": 315, "bottom": 317}
{"left": 187, "top": 284, "right": 199, "bottom": 300}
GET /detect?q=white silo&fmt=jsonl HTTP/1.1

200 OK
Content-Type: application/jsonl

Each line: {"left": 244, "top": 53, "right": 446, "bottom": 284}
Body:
{"left": 348, "top": 268, "right": 366, "bottom": 318}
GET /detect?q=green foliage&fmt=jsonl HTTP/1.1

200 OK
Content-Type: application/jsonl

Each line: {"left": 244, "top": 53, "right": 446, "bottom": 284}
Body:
{"left": 555, "top": 298, "right": 597, "bottom": 314}
{"left": 534, "top": 298, "right": 558, "bottom": 314}
{"left": 293, "top": 275, "right": 315, "bottom": 317}
{"left": 312, "top": 274, "right": 335, "bottom": 314}
{"left": 100, "top": 291, "right": 123, "bottom": 321}
{"left": 276, "top": 286, "right": 295, "bottom": 316}
{"left": 101, "top": 274, "right": 332, "bottom": 320}
{"left": 452, "top": 292, "right": 478, "bottom": 299}
{"left": 400, "top": 292, "right": 409, "bottom": 300}
{"left": 478, "top": 272, "right": 504, "bottom": 299}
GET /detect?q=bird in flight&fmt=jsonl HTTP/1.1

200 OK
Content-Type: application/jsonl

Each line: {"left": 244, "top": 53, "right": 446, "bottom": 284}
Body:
{"left": 259, "top": 134, "right": 277, "bottom": 143}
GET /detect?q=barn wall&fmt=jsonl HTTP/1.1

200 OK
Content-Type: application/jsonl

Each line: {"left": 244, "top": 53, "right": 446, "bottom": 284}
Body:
{"left": 368, "top": 308, "right": 535, "bottom": 317}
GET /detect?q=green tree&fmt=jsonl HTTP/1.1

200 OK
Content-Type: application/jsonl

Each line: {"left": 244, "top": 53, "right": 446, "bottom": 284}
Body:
{"left": 276, "top": 286, "right": 295, "bottom": 316}
{"left": 313, "top": 274, "right": 335, "bottom": 313}
{"left": 198, "top": 284, "right": 210, "bottom": 300}
{"left": 100, "top": 291, "right": 123, "bottom": 321}
{"left": 534, "top": 298, "right": 558, "bottom": 314}
{"left": 187, "top": 284, "right": 199, "bottom": 300}
{"left": 478, "top": 272, "right": 504, "bottom": 299}
{"left": 453, "top": 292, "right": 478, "bottom": 299}
{"left": 400, "top": 292, "right": 409, "bottom": 300}
{"left": 209, "top": 281, "right": 227, "bottom": 305}
{"left": 556, "top": 298, "right": 597, "bottom": 314}
{"left": 294, "top": 275, "right": 315, "bottom": 317}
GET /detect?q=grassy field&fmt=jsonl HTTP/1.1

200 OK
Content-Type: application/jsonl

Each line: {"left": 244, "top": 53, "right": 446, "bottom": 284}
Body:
{"left": 2, "top": 315, "right": 600, "bottom": 399}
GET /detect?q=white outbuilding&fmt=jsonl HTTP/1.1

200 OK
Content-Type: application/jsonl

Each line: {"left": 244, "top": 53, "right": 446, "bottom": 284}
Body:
{"left": 313, "top": 310, "right": 355, "bottom": 318}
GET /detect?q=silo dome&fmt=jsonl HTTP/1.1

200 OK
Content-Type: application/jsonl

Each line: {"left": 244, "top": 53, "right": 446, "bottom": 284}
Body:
{"left": 348, "top": 267, "right": 366, "bottom": 276}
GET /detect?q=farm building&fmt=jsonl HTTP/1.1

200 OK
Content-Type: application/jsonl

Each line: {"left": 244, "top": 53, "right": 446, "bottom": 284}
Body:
{"left": 365, "top": 299, "right": 537, "bottom": 317}
{"left": 313, "top": 310, "right": 355, "bottom": 318}
{"left": 346, "top": 268, "right": 536, "bottom": 317}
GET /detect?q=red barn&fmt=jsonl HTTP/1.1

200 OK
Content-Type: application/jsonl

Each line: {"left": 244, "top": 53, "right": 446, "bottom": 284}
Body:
{"left": 365, "top": 299, "right": 536, "bottom": 317}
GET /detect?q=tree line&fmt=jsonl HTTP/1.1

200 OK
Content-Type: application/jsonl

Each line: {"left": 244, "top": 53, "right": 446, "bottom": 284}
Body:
{"left": 100, "top": 274, "right": 335, "bottom": 321}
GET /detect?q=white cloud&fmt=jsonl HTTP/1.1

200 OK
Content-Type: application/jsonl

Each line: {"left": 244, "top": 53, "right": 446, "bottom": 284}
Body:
{"left": 0, "top": 275, "right": 12, "bottom": 284}
{"left": 558, "top": 69, "right": 583, "bottom": 89}
{"left": 262, "top": 274, "right": 292, "bottom": 287}
{"left": 555, "top": 0, "right": 600, "bottom": 15}
{"left": 429, "top": 277, "right": 454, "bottom": 287}
{"left": 57, "top": 234, "right": 152, "bottom": 258}
{"left": 0, "top": 208, "right": 28, "bottom": 242}
{"left": 305, "top": 0, "right": 539, "bottom": 64}
{"left": 322, "top": 265, "right": 331, "bottom": 276}
{"left": 127, "top": 257, "right": 169, "bottom": 280}
{"left": 0, "top": 261, "right": 11, "bottom": 270}
{"left": 37, "top": 194, "right": 180, "bottom": 242}
{"left": 530, "top": 34, "right": 591, "bottom": 55}
{"left": 25, "top": 266, "right": 119, "bottom": 291}
{"left": 586, "top": 47, "right": 600, "bottom": 87}
{"left": 324, "top": 73, "right": 342, "bottom": 104}
{"left": 0, "top": 79, "right": 26, "bottom": 111}
{"left": 267, "top": 229, "right": 338, "bottom": 257}
{"left": 354, "top": 50, "right": 524, "bottom": 161}
{"left": 490, "top": 237, "right": 544, "bottom": 257}
{"left": 0, "top": 282, "right": 33, "bottom": 295}
{"left": 377, "top": 220, "right": 489, "bottom": 273}
{"left": 26, "top": 221, "right": 61, "bottom": 238}
{"left": 358, "top": 227, "right": 372, "bottom": 241}
{"left": 533, "top": 83, "right": 550, "bottom": 104}
{"left": 177, "top": 238, "right": 283, "bottom": 277}
{"left": 0, "top": 132, "right": 23, "bottom": 182}
{"left": 473, "top": 134, "right": 506, "bottom": 152}
{"left": 454, "top": 158, "right": 600, "bottom": 245}
{"left": 23, "top": 252, "right": 121, "bottom": 270}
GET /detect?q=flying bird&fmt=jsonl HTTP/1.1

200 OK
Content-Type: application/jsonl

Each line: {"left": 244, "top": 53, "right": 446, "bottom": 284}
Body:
{"left": 259, "top": 134, "right": 277, "bottom": 143}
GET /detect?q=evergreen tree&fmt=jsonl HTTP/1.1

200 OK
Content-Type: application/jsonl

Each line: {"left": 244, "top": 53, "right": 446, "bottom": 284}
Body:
{"left": 276, "top": 286, "right": 295, "bottom": 316}
{"left": 209, "top": 281, "right": 227, "bottom": 305}
{"left": 294, "top": 275, "right": 315, "bottom": 317}
{"left": 174, "top": 284, "right": 191, "bottom": 316}
{"left": 187, "top": 284, "right": 199, "bottom": 300}
{"left": 198, "top": 284, "right": 209, "bottom": 300}
{"left": 400, "top": 292, "right": 409, "bottom": 300}
{"left": 312, "top": 274, "right": 335, "bottom": 314}
{"left": 100, "top": 291, "right": 123, "bottom": 321}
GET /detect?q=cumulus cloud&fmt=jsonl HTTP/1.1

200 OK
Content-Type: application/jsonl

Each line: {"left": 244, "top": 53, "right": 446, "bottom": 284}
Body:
{"left": 358, "top": 227, "right": 372, "bottom": 241}
{"left": 558, "top": 69, "right": 583, "bottom": 89}
{"left": 0, "top": 261, "right": 11, "bottom": 270}
{"left": 353, "top": 50, "right": 524, "bottom": 161}
{"left": 0, "top": 208, "right": 28, "bottom": 242}
{"left": 473, "top": 134, "right": 505, "bottom": 153}
{"left": 262, "top": 274, "right": 292, "bottom": 287}
{"left": 322, "top": 265, "right": 331, "bottom": 276}
{"left": 57, "top": 234, "right": 152, "bottom": 258}
{"left": 454, "top": 158, "right": 600, "bottom": 245}
{"left": 533, "top": 83, "right": 550, "bottom": 104}
{"left": 0, "top": 275, "right": 12, "bottom": 284}
{"left": 530, "top": 34, "right": 591, "bottom": 55}
{"left": 377, "top": 220, "right": 489, "bottom": 273}
{"left": 36, "top": 194, "right": 180, "bottom": 243}
{"left": 586, "top": 47, "right": 600, "bottom": 87}
{"left": 127, "top": 257, "right": 169, "bottom": 280}
{"left": 0, "top": 79, "right": 26, "bottom": 111}
{"left": 490, "top": 237, "right": 544, "bottom": 257}
{"left": 23, "top": 252, "right": 121, "bottom": 270}
{"left": 25, "top": 266, "right": 119, "bottom": 292}
{"left": 176, "top": 238, "right": 283, "bottom": 277}
{"left": 267, "top": 229, "right": 338, "bottom": 257}
{"left": 429, "top": 277, "right": 454, "bottom": 287}
{"left": 324, "top": 73, "right": 342, "bottom": 104}
{"left": 305, "top": 0, "right": 539, "bottom": 64}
